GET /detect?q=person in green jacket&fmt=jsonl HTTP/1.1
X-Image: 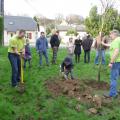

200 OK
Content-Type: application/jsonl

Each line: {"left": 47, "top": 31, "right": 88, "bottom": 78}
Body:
{"left": 8, "top": 29, "right": 26, "bottom": 87}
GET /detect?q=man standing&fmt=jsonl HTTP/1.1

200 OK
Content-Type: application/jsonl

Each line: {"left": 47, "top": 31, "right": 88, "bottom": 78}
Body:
{"left": 94, "top": 32, "right": 107, "bottom": 65}
{"left": 103, "top": 30, "right": 120, "bottom": 98}
{"left": 36, "top": 32, "right": 49, "bottom": 67}
{"left": 82, "top": 33, "right": 93, "bottom": 63}
{"left": 50, "top": 30, "right": 60, "bottom": 64}
{"left": 8, "top": 30, "right": 26, "bottom": 87}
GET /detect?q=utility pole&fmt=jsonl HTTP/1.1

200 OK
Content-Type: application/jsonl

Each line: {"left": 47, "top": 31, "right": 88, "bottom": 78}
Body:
{"left": 0, "top": 0, "right": 4, "bottom": 45}
{"left": 0, "top": 0, "right": 4, "bottom": 16}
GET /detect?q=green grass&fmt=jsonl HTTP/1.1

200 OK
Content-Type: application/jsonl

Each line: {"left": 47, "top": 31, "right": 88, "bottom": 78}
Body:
{"left": 0, "top": 47, "right": 120, "bottom": 120}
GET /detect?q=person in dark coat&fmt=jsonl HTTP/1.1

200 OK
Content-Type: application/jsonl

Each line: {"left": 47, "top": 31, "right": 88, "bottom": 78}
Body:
{"left": 23, "top": 39, "right": 32, "bottom": 68}
{"left": 50, "top": 30, "right": 60, "bottom": 64}
{"left": 82, "top": 34, "right": 93, "bottom": 63}
{"left": 61, "top": 57, "right": 74, "bottom": 80}
{"left": 74, "top": 38, "right": 82, "bottom": 63}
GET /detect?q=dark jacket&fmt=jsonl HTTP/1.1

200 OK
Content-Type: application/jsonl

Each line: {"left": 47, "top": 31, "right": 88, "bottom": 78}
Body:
{"left": 82, "top": 36, "right": 93, "bottom": 51}
{"left": 36, "top": 36, "right": 48, "bottom": 52}
{"left": 24, "top": 44, "right": 32, "bottom": 60}
{"left": 61, "top": 57, "right": 73, "bottom": 72}
{"left": 94, "top": 36, "right": 108, "bottom": 50}
{"left": 50, "top": 34, "right": 60, "bottom": 48}
{"left": 74, "top": 39, "right": 82, "bottom": 54}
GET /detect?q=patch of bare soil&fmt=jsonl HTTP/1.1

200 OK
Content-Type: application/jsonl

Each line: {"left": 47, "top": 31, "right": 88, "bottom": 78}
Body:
{"left": 46, "top": 78, "right": 112, "bottom": 114}
{"left": 83, "top": 80, "right": 109, "bottom": 90}
{"left": 46, "top": 79, "right": 109, "bottom": 98}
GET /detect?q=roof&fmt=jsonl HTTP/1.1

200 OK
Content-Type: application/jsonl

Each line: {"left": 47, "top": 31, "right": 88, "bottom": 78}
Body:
{"left": 56, "top": 25, "right": 73, "bottom": 31}
{"left": 4, "top": 16, "right": 37, "bottom": 32}
{"left": 56, "top": 24, "right": 85, "bottom": 32}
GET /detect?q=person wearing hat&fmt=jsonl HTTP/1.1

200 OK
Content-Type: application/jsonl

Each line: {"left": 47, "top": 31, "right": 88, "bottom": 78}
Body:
{"left": 23, "top": 38, "right": 32, "bottom": 68}
{"left": 102, "top": 30, "right": 120, "bottom": 98}
{"left": 61, "top": 57, "right": 74, "bottom": 80}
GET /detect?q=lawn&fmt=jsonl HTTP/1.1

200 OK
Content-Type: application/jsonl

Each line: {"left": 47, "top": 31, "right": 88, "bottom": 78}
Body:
{"left": 0, "top": 47, "right": 120, "bottom": 120}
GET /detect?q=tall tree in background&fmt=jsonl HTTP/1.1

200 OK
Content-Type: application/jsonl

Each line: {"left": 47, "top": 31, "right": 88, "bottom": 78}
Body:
{"left": 85, "top": 0, "right": 120, "bottom": 81}
{"left": 33, "top": 15, "right": 55, "bottom": 34}
{"left": 33, "top": 16, "right": 40, "bottom": 31}
{"left": 97, "top": 0, "right": 118, "bottom": 82}
{"left": 84, "top": 6, "right": 100, "bottom": 37}
{"left": 116, "top": 15, "right": 120, "bottom": 31}
{"left": 85, "top": 0, "right": 120, "bottom": 37}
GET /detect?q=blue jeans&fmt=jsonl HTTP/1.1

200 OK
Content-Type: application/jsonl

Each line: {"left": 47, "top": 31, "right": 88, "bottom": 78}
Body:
{"left": 94, "top": 49, "right": 105, "bottom": 65}
{"left": 109, "top": 63, "right": 120, "bottom": 97}
{"left": 8, "top": 53, "right": 21, "bottom": 87}
{"left": 39, "top": 51, "right": 49, "bottom": 65}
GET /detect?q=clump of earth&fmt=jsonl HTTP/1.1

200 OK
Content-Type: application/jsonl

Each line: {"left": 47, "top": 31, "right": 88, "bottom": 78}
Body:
{"left": 46, "top": 78, "right": 117, "bottom": 115}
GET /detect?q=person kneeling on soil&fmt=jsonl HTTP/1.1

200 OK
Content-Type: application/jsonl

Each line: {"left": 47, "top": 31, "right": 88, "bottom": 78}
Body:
{"left": 61, "top": 57, "right": 74, "bottom": 80}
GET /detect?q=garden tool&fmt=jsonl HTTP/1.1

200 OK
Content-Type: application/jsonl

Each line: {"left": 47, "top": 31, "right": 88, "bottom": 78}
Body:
{"left": 18, "top": 52, "right": 25, "bottom": 93}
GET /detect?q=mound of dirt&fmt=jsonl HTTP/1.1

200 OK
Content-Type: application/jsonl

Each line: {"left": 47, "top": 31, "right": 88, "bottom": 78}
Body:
{"left": 46, "top": 78, "right": 111, "bottom": 112}
{"left": 83, "top": 80, "right": 109, "bottom": 90}
{"left": 46, "top": 79, "right": 109, "bottom": 97}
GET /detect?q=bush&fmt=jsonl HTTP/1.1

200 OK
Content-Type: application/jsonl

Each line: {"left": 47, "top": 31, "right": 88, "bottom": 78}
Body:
{"left": 0, "top": 16, "right": 4, "bottom": 45}
{"left": 66, "top": 29, "right": 78, "bottom": 36}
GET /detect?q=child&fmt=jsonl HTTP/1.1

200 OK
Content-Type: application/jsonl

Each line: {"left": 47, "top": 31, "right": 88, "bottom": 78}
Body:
{"left": 23, "top": 39, "right": 32, "bottom": 68}
{"left": 66, "top": 37, "right": 74, "bottom": 58}
{"left": 61, "top": 57, "right": 74, "bottom": 80}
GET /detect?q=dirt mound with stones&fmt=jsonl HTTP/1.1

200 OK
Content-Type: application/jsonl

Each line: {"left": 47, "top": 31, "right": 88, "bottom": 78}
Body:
{"left": 46, "top": 78, "right": 112, "bottom": 114}
{"left": 46, "top": 79, "right": 109, "bottom": 98}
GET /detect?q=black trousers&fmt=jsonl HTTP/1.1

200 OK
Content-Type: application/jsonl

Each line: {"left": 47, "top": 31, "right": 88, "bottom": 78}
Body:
{"left": 84, "top": 50, "right": 90, "bottom": 63}
{"left": 75, "top": 54, "right": 80, "bottom": 63}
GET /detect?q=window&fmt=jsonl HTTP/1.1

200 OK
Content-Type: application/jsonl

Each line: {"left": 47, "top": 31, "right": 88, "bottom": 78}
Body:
{"left": 26, "top": 33, "right": 32, "bottom": 39}
{"left": 9, "top": 22, "right": 14, "bottom": 25}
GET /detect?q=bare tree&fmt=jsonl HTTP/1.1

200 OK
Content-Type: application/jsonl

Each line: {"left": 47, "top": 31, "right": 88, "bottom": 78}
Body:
{"left": 66, "top": 14, "right": 84, "bottom": 25}
{"left": 55, "top": 13, "right": 64, "bottom": 25}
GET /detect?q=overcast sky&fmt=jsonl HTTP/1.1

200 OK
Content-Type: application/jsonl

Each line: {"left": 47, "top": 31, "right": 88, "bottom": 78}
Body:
{"left": 4, "top": 0, "right": 120, "bottom": 18}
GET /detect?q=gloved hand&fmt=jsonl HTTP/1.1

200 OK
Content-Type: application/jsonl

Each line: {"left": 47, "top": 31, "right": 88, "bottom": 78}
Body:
{"left": 63, "top": 74, "right": 68, "bottom": 80}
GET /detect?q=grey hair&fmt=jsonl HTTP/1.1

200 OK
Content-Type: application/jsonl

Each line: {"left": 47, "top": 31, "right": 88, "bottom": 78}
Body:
{"left": 110, "top": 29, "right": 120, "bottom": 36}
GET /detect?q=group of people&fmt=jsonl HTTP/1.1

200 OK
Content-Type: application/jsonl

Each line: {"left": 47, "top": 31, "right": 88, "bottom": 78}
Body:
{"left": 8, "top": 29, "right": 120, "bottom": 99}
{"left": 66, "top": 33, "right": 93, "bottom": 63}
{"left": 36, "top": 30, "right": 60, "bottom": 67}
{"left": 7, "top": 30, "right": 61, "bottom": 87}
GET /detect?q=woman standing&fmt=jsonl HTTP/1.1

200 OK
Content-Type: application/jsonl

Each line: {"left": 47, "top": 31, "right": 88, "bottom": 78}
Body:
{"left": 74, "top": 38, "right": 82, "bottom": 63}
{"left": 66, "top": 37, "right": 74, "bottom": 58}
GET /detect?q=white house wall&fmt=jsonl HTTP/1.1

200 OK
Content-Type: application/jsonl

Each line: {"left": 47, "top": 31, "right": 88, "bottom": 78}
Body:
{"left": 4, "top": 30, "right": 37, "bottom": 46}
{"left": 26, "top": 31, "right": 37, "bottom": 46}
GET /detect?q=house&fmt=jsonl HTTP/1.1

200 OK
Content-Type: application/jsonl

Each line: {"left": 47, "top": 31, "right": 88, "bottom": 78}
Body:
{"left": 56, "top": 24, "right": 86, "bottom": 37}
{"left": 4, "top": 15, "right": 38, "bottom": 45}
{"left": 56, "top": 23, "right": 86, "bottom": 44}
